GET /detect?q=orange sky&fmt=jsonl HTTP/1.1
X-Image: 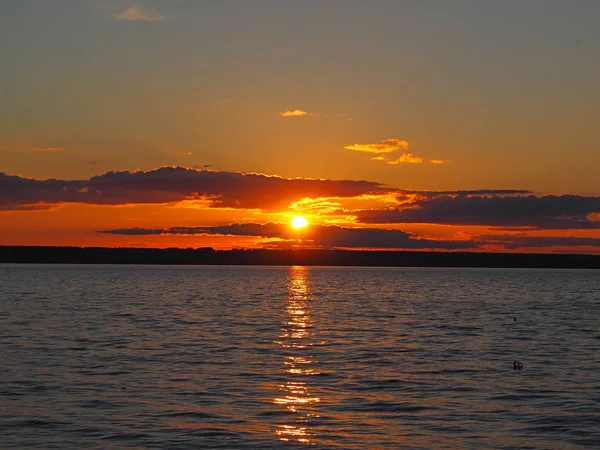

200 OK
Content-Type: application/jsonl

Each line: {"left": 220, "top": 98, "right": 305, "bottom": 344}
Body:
{"left": 1, "top": 167, "right": 598, "bottom": 253}
{"left": 1, "top": 2, "right": 599, "bottom": 253}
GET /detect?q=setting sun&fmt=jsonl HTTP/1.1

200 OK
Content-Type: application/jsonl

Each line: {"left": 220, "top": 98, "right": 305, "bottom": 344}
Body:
{"left": 291, "top": 216, "right": 308, "bottom": 228}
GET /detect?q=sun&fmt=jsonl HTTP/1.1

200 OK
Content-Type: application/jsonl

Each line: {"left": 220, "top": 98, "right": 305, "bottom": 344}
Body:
{"left": 291, "top": 216, "right": 308, "bottom": 229}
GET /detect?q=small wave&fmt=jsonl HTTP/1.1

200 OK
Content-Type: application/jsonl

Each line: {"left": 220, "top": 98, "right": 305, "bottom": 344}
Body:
{"left": 11, "top": 418, "right": 71, "bottom": 429}
{"left": 159, "top": 411, "right": 217, "bottom": 419}
{"left": 335, "top": 400, "right": 429, "bottom": 413}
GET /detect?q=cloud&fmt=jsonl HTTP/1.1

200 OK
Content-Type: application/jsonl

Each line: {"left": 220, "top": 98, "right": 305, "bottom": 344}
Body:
{"left": 344, "top": 138, "right": 409, "bottom": 154}
{"left": 0, "top": 204, "right": 56, "bottom": 211}
{"left": 88, "top": 160, "right": 109, "bottom": 166}
{"left": 397, "top": 189, "right": 531, "bottom": 197}
{"left": 344, "top": 139, "right": 429, "bottom": 165}
{"left": 352, "top": 194, "right": 600, "bottom": 229}
{"left": 190, "top": 164, "right": 215, "bottom": 170}
{"left": 27, "top": 147, "right": 65, "bottom": 152}
{"left": 499, "top": 236, "right": 600, "bottom": 249}
{"left": 100, "top": 223, "right": 600, "bottom": 251}
{"left": 387, "top": 153, "right": 422, "bottom": 164}
{"left": 429, "top": 159, "right": 451, "bottom": 164}
{"left": 0, "top": 167, "right": 393, "bottom": 211}
{"left": 277, "top": 109, "right": 307, "bottom": 117}
{"left": 100, "top": 222, "right": 477, "bottom": 250}
{"left": 5, "top": 166, "right": 597, "bottom": 235}
{"left": 277, "top": 109, "right": 318, "bottom": 117}
{"left": 114, "top": 5, "right": 174, "bottom": 22}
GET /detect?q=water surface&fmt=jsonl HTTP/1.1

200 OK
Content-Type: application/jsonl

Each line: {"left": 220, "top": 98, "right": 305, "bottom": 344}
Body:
{"left": 1, "top": 265, "right": 599, "bottom": 448}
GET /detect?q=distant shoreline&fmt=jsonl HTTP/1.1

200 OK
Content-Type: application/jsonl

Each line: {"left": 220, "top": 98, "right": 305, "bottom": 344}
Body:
{"left": 1, "top": 246, "right": 598, "bottom": 269}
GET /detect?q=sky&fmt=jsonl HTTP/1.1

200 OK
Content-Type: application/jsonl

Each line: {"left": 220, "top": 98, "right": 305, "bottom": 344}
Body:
{"left": 1, "top": 0, "right": 599, "bottom": 253}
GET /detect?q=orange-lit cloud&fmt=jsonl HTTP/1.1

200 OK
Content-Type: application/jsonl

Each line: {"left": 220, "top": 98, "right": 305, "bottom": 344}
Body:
{"left": 346, "top": 139, "right": 425, "bottom": 165}
{"left": 114, "top": 5, "right": 174, "bottom": 22}
{"left": 277, "top": 109, "right": 318, "bottom": 117}
{"left": 429, "top": 159, "right": 451, "bottom": 164}
{"left": 344, "top": 138, "right": 409, "bottom": 154}
{"left": 387, "top": 153, "right": 423, "bottom": 164}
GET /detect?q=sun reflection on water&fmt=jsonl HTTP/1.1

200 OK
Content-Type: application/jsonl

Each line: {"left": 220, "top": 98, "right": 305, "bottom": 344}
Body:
{"left": 273, "top": 266, "right": 321, "bottom": 444}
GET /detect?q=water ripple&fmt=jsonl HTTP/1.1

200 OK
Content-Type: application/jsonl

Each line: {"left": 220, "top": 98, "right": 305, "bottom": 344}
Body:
{"left": 1, "top": 265, "right": 599, "bottom": 449}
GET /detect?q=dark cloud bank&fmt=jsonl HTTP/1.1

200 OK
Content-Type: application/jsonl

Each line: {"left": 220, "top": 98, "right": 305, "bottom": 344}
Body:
{"left": 101, "top": 223, "right": 600, "bottom": 251}
{"left": 355, "top": 194, "right": 600, "bottom": 229}
{"left": 100, "top": 223, "right": 475, "bottom": 250}
{"left": 2, "top": 166, "right": 599, "bottom": 232}
{"left": 0, "top": 167, "right": 388, "bottom": 211}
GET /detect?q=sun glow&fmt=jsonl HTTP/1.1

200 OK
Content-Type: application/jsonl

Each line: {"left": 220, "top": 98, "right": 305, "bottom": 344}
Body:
{"left": 291, "top": 216, "right": 308, "bottom": 228}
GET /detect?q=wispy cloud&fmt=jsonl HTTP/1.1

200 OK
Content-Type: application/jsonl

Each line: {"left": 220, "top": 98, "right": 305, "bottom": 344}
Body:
{"left": 344, "top": 139, "right": 452, "bottom": 166}
{"left": 387, "top": 153, "right": 423, "bottom": 164}
{"left": 345, "top": 138, "right": 409, "bottom": 154}
{"left": 88, "top": 160, "right": 109, "bottom": 166}
{"left": 114, "top": 5, "right": 174, "bottom": 22}
{"left": 27, "top": 147, "right": 65, "bottom": 152}
{"left": 191, "top": 164, "right": 215, "bottom": 170}
{"left": 277, "top": 109, "right": 318, "bottom": 118}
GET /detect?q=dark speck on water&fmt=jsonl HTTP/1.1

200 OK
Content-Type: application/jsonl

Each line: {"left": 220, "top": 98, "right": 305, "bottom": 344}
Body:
{"left": 1, "top": 264, "right": 599, "bottom": 449}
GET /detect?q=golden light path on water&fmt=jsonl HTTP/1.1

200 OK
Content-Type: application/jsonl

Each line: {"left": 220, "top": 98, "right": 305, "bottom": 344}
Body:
{"left": 273, "top": 266, "right": 321, "bottom": 444}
